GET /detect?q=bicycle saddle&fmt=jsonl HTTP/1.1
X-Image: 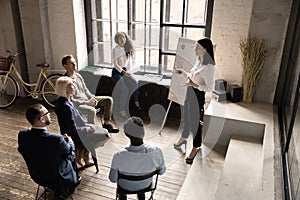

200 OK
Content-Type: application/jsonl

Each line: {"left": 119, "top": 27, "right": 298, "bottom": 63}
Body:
{"left": 36, "top": 63, "right": 49, "bottom": 68}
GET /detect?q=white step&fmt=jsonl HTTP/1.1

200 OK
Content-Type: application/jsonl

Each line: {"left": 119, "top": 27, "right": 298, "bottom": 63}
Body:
{"left": 177, "top": 145, "right": 225, "bottom": 200}
{"left": 215, "top": 137, "right": 263, "bottom": 200}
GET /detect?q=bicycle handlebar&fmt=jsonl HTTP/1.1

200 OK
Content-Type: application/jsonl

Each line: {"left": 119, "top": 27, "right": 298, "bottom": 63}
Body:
{"left": 5, "top": 50, "right": 25, "bottom": 58}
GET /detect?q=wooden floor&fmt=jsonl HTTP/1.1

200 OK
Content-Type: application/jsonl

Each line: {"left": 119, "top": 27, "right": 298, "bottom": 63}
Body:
{"left": 0, "top": 97, "right": 191, "bottom": 200}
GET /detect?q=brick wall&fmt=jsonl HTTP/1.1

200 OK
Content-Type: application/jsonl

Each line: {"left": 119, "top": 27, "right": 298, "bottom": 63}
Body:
{"left": 211, "top": 0, "right": 292, "bottom": 103}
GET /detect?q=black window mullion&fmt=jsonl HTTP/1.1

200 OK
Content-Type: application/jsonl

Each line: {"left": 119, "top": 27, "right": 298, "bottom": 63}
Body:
{"left": 109, "top": 0, "right": 113, "bottom": 65}
{"left": 181, "top": 0, "right": 186, "bottom": 37}
{"left": 158, "top": 0, "right": 165, "bottom": 74}
{"left": 205, "top": 0, "right": 214, "bottom": 37}
{"left": 128, "top": 0, "right": 132, "bottom": 36}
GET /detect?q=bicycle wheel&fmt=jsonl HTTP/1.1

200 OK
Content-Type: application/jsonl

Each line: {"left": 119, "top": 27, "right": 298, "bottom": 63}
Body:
{"left": 0, "top": 73, "right": 19, "bottom": 108}
{"left": 41, "top": 73, "right": 62, "bottom": 108}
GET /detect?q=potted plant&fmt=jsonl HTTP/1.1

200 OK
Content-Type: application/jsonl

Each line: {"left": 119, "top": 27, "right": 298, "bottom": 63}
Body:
{"left": 240, "top": 36, "right": 267, "bottom": 103}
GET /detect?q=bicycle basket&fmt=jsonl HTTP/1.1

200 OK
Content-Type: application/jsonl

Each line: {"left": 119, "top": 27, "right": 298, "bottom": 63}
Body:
{"left": 0, "top": 56, "right": 12, "bottom": 71}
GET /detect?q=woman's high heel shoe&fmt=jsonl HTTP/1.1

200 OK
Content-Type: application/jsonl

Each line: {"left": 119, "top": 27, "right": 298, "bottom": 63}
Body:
{"left": 173, "top": 140, "right": 187, "bottom": 152}
{"left": 185, "top": 148, "right": 200, "bottom": 164}
{"left": 185, "top": 156, "right": 196, "bottom": 164}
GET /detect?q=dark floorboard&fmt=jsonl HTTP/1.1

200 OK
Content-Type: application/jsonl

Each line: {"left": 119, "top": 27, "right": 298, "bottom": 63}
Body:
{"left": 0, "top": 97, "right": 191, "bottom": 199}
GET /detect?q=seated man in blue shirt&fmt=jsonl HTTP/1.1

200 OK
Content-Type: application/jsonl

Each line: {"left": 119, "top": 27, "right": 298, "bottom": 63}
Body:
{"left": 109, "top": 117, "right": 166, "bottom": 200}
{"left": 18, "top": 104, "right": 80, "bottom": 196}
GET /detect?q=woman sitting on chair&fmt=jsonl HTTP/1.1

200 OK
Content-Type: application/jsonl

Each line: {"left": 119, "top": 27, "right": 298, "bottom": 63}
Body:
{"left": 55, "top": 76, "right": 111, "bottom": 170}
{"left": 112, "top": 32, "right": 141, "bottom": 118}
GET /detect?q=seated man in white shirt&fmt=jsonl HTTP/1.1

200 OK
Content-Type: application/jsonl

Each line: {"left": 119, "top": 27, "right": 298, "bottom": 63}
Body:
{"left": 109, "top": 117, "right": 166, "bottom": 200}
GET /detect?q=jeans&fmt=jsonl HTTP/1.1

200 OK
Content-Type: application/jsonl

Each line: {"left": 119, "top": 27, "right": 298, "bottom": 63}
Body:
{"left": 111, "top": 68, "right": 139, "bottom": 112}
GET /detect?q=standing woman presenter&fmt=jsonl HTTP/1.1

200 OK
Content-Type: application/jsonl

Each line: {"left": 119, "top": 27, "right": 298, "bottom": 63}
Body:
{"left": 173, "top": 38, "right": 215, "bottom": 164}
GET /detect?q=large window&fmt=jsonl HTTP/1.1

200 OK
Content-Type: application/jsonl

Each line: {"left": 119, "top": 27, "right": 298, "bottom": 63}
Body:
{"left": 88, "top": 0, "right": 214, "bottom": 75}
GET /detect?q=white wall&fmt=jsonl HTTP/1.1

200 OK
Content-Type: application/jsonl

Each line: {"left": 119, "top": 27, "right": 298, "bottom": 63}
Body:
{"left": 42, "top": 0, "right": 87, "bottom": 70}
{"left": 211, "top": 0, "right": 292, "bottom": 103}
{"left": 0, "top": 1, "right": 25, "bottom": 95}
{"left": 46, "top": 0, "right": 77, "bottom": 68}
{"left": 249, "top": 0, "right": 292, "bottom": 103}
{"left": 19, "top": 0, "right": 45, "bottom": 83}
{"left": 73, "top": 0, "right": 88, "bottom": 70}
{"left": 0, "top": 0, "right": 87, "bottom": 85}
{"left": 211, "top": 0, "right": 253, "bottom": 85}
{"left": 0, "top": 1, "right": 18, "bottom": 56}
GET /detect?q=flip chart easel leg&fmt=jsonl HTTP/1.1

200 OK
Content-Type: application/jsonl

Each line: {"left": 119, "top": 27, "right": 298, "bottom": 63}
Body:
{"left": 159, "top": 101, "right": 172, "bottom": 135}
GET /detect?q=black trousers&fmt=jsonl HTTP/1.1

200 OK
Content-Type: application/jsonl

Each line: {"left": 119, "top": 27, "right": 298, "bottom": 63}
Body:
{"left": 181, "top": 86, "right": 205, "bottom": 148}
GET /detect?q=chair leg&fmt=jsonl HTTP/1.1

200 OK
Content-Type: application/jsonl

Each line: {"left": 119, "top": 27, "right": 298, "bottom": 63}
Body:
{"left": 35, "top": 185, "right": 40, "bottom": 200}
{"left": 36, "top": 185, "right": 48, "bottom": 200}
{"left": 148, "top": 191, "right": 154, "bottom": 200}
{"left": 43, "top": 188, "right": 46, "bottom": 200}
{"left": 90, "top": 148, "right": 99, "bottom": 173}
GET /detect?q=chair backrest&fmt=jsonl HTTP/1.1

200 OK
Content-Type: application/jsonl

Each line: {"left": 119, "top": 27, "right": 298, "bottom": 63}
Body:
{"left": 18, "top": 147, "right": 54, "bottom": 185}
{"left": 118, "top": 170, "right": 159, "bottom": 182}
{"left": 116, "top": 169, "right": 160, "bottom": 198}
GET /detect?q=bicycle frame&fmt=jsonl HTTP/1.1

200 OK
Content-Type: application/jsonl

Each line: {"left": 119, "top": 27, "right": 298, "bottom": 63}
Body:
{"left": 3, "top": 60, "right": 65, "bottom": 98}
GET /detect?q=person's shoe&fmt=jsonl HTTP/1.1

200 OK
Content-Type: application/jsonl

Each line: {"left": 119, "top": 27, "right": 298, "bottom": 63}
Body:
{"left": 185, "top": 148, "right": 200, "bottom": 164}
{"left": 74, "top": 176, "right": 81, "bottom": 187}
{"left": 103, "top": 123, "right": 119, "bottom": 133}
{"left": 119, "top": 110, "right": 129, "bottom": 118}
{"left": 83, "top": 151, "right": 95, "bottom": 167}
{"left": 173, "top": 139, "right": 187, "bottom": 152}
{"left": 76, "top": 157, "right": 85, "bottom": 167}
{"left": 185, "top": 156, "right": 195, "bottom": 164}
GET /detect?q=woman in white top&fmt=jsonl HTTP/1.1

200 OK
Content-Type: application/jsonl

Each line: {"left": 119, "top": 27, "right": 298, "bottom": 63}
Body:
{"left": 112, "top": 32, "right": 140, "bottom": 118}
{"left": 173, "top": 38, "right": 215, "bottom": 164}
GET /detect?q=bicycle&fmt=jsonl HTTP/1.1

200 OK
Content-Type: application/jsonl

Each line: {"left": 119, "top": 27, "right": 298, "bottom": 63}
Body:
{"left": 0, "top": 50, "right": 65, "bottom": 108}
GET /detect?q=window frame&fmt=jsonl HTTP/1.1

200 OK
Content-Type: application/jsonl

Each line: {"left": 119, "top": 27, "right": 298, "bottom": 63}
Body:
{"left": 85, "top": 0, "right": 214, "bottom": 75}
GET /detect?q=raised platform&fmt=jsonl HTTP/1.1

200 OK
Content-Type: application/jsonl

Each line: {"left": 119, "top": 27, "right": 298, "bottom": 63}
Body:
{"left": 177, "top": 100, "right": 275, "bottom": 200}
{"left": 215, "top": 137, "right": 263, "bottom": 200}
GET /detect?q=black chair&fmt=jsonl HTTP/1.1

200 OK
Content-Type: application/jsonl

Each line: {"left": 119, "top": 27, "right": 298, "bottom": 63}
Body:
{"left": 115, "top": 170, "right": 160, "bottom": 200}
{"left": 18, "top": 148, "right": 74, "bottom": 200}
{"left": 35, "top": 185, "right": 51, "bottom": 200}
{"left": 34, "top": 185, "right": 73, "bottom": 200}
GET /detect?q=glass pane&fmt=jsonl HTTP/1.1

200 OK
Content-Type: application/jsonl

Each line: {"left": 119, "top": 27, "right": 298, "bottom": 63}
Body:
{"left": 133, "top": 48, "right": 145, "bottom": 70}
{"left": 133, "top": 0, "right": 160, "bottom": 23}
{"left": 96, "top": 0, "right": 110, "bottom": 19}
{"left": 287, "top": 73, "right": 300, "bottom": 199}
{"left": 146, "top": 25, "right": 160, "bottom": 47}
{"left": 132, "top": 24, "right": 160, "bottom": 48}
{"left": 162, "top": 55, "right": 176, "bottom": 73}
{"left": 132, "top": 23, "right": 145, "bottom": 48}
{"left": 111, "top": 22, "right": 128, "bottom": 37}
{"left": 163, "top": 0, "right": 183, "bottom": 24}
{"left": 134, "top": 1, "right": 146, "bottom": 22}
{"left": 186, "top": 0, "right": 207, "bottom": 24}
{"left": 112, "top": 0, "right": 127, "bottom": 20}
{"left": 145, "top": 49, "right": 159, "bottom": 70}
{"left": 96, "top": 21, "right": 111, "bottom": 42}
{"left": 161, "top": 27, "right": 181, "bottom": 52}
{"left": 93, "top": 42, "right": 112, "bottom": 67}
{"left": 147, "top": 0, "right": 160, "bottom": 23}
{"left": 183, "top": 27, "right": 206, "bottom": 41}
{"left": 140, "top": 49, "right": 159, "bottom": 74}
